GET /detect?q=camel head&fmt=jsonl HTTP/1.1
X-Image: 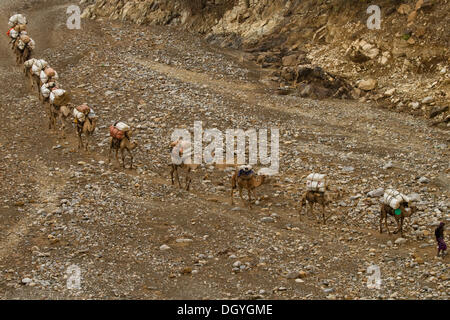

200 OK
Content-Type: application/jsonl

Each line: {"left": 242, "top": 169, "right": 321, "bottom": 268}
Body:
{"left": 324, "top": 186, "right": 342, "bottom": 205}
{"left": 403, "top": 202, "right": 417, "bottom": 218}
{"left": 84, "top": 116, "right": 98, "bottom": 133}
{"left": 60, "top": 104, "right": 73, "bottom": 117}
{"left": 128, "top": 140, "right": 138, "bottom": 150}
{"left": 91, "top": 116, "right": 98, "bottom": 129}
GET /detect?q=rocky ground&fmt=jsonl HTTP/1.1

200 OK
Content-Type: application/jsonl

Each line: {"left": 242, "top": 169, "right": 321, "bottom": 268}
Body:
{"left": 0, "top": 0, "right": 448, "bottom": 299}
{"left": 82, "top": 0, "right": 450, "bottom": 123}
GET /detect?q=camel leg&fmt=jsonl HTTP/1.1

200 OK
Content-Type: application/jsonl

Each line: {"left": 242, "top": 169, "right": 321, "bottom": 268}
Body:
{"left": 230, "top": 187, "right": 235, "bottom": 205}
{"left": 128, "top": 148, "right": 133, "bottom": 169}
{"left": 27, "top": 73, "right": 33, "bottom": 89}
{"left": 47, "top": 104, "right": 53, "bottom": 130}
{"left": 170, "top": 165, "right": 175, "bottom": 185}
{"left": 309, "top": 202, "right": 315, "bottom": 220}
{"left": 59, "top": 116, "right": 66, "bottom": 139}
{"left": 108, "top": 144, "right": 113, "bottom": 164}
{"left": 385, "top": 216, "right": 391, "bottom": 235}
{"left": 79, "top": 134, "right": 83, "bottom": 150}
{"left": 51, "top": 108, "right": 57, "bottom": 131}
{"left": 77, "top": 128, "right": 82, "bottom": 150}
{"left": 322, "top": 204, "right": 327, "bottom": 224}
{"left": 115, "top": 148, "right": 119, "bottom": 165}
{"left": 247, "top": 189, "right": 252, "bottom": 209}
{"left": 175, "top": 167, "right": 182, "bottom": 188}
{"left": 310, "top": 203, "right": 320, "bottom": 222}
{"left": 399, "top": 216, "right": 404, "bottom": 236}
{"left": 251, "top": 188, "right": 258, "bottom": 203}
{"left": 230, "top": 176, "right": 236, "bottom": 205}
{"left": 121, "top": 148, "right": 126, "bottom": 168}
{"left": 379, "top": 213, "right": 384, "bottom": 234}
{"left": 238, "top": 187, "right": 245, "bottom": 206}
{"left": 185, "top": 167, "right": 191, "bottom": 191}
{"left": 393, "top": 217, "right": 401, "bottom": 234}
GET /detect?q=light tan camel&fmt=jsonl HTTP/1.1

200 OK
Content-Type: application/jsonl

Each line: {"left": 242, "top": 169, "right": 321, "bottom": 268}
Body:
{"left": 49, "top": 104, "right": 73, "bottom": 138}
{"left": 76, "top": 116, "right": 98, "bottom": 151}
{"left": 298, "top": 187, "right": 341, "bottom": 224}
{"left": 14, "top": 41, "right": 32, "bottom": 65}
{"left": 230, "top": 168, "right": 268, "bottom": 208}
{"left": 46, "top": 90, "right": 71, "bottom": 133}
{"left": 108, "top": 133, "right": 138, "bottom": 169}
{"left": 24, "top": 64, "right": 36, "bottom": 91}
{"left": 379, "top": 202, "right": 416, "bottom": 236}
{"left": 169, "top": 140, "right": 197, "bottom": 190}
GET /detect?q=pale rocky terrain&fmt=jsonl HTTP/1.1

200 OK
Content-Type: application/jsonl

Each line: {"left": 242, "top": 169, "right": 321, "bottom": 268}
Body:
{"left": 0, "top": 0, "right": 448, "bottom": 300}
{"left": 82, "top": 0, "right": 450, "bottom": 124}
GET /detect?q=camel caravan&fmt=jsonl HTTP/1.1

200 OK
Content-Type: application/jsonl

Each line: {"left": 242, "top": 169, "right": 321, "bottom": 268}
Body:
{"left": 109, "top": 121, "right": 137, "bottom": 168}
{"left": 5, "top": 14, "right": 428, "bottom": 238}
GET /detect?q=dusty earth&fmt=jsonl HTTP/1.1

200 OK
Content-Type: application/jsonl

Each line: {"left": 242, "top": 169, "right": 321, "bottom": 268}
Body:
{"left": 0, "top": 0, "right": 448, "bottom": 300}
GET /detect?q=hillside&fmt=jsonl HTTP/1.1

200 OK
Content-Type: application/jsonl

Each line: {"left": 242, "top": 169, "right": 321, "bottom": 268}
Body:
{"left": 82, "top": 0, "right": 449, "bottom": 125}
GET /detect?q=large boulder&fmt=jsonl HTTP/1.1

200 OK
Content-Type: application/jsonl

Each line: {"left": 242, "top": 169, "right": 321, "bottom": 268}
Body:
{"left": 358, "top": 79, "right": 378, "bottom": 91}
{"left": 346, "top": 39, "right": 380, "bottom": 63}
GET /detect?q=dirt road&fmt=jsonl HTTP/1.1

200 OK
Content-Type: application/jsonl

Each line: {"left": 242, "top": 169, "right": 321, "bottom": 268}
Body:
{"left": 0, "top": 0, "right": 448, "bottom": 299}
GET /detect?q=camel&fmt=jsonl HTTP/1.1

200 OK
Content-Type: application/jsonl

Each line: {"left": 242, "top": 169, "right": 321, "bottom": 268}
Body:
{"left": 230, "top": 167, "right": 268, "bottom": 208}
{"left": 42, "top": 99, "right": 54, "bottom": 130}
{"left": 34, "top": 74, "right": 43, "bottom": 98}
{"left": 49, "top": 104, "right": 73, "bottom": 138}
{"left": 76, "top": 116, "right": 98, "bottom": 151}
{"left": 169, "top": 162, "right": 196, "bottom": 191}
{"left": 23, "top": 60, "right": 37, "bottom": 91}
{"left": 108, "top": 133, "right": 138, "bottom": 169}
{"left": 24, "top": 67, "right": 40, "bottom": 93}
{"left": 169, "top": 140, "right": 197, "bottom": 190}
{"left": 14, "top": 40, "right": 32, "bottom": 65}
{"left": 379, "top": 202, "right": 416, "bottom": 236}
{"left": 48, "top": 91, "right": 71, "bottom": 132}
{"left": 298, "top": 187, "right": 341, "bottom": 224}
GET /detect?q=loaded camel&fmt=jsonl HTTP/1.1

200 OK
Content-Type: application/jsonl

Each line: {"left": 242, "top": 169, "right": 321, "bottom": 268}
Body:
{"left": 8, "top": 14, "right": 27, "bottom": 50}
{"left": 23, "top": 58, "right": 37, "bottom": 91}
{"left": 8, "top": 22, "right": 26, "bottom": 50}
{"left": 24, "top": 59, "right": 48, "bottom": 97}
{"left": 47, "top": 88, "right": 71, "bottom": 136}
{"left": 14, "top": 34, "right": 35, "bottom": 65}
{"left": 298, "top": 186, "right": 341, "bottom": 224}
{"left": 40, "top": 82, "right": 58, "bottom": 129}
{"left": 230, "top": 165, "right": 268, "bottom": 208}
{"left": 379, "top": 202, "right": 416, "bottom": 236}
{"left": 74, "top": 104, "right": 98, "bottom": 151}
{"left": 169, "top": 139, "right": 197, "bottom": 191}
{"left": 108, "top": 122, "right": 138, "bottom": 169}
{"left": 39, "top": 66, "right": 59, "bottom": 103}
{"left": 49, "top": 103, "right": 73, "bottom": 138}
